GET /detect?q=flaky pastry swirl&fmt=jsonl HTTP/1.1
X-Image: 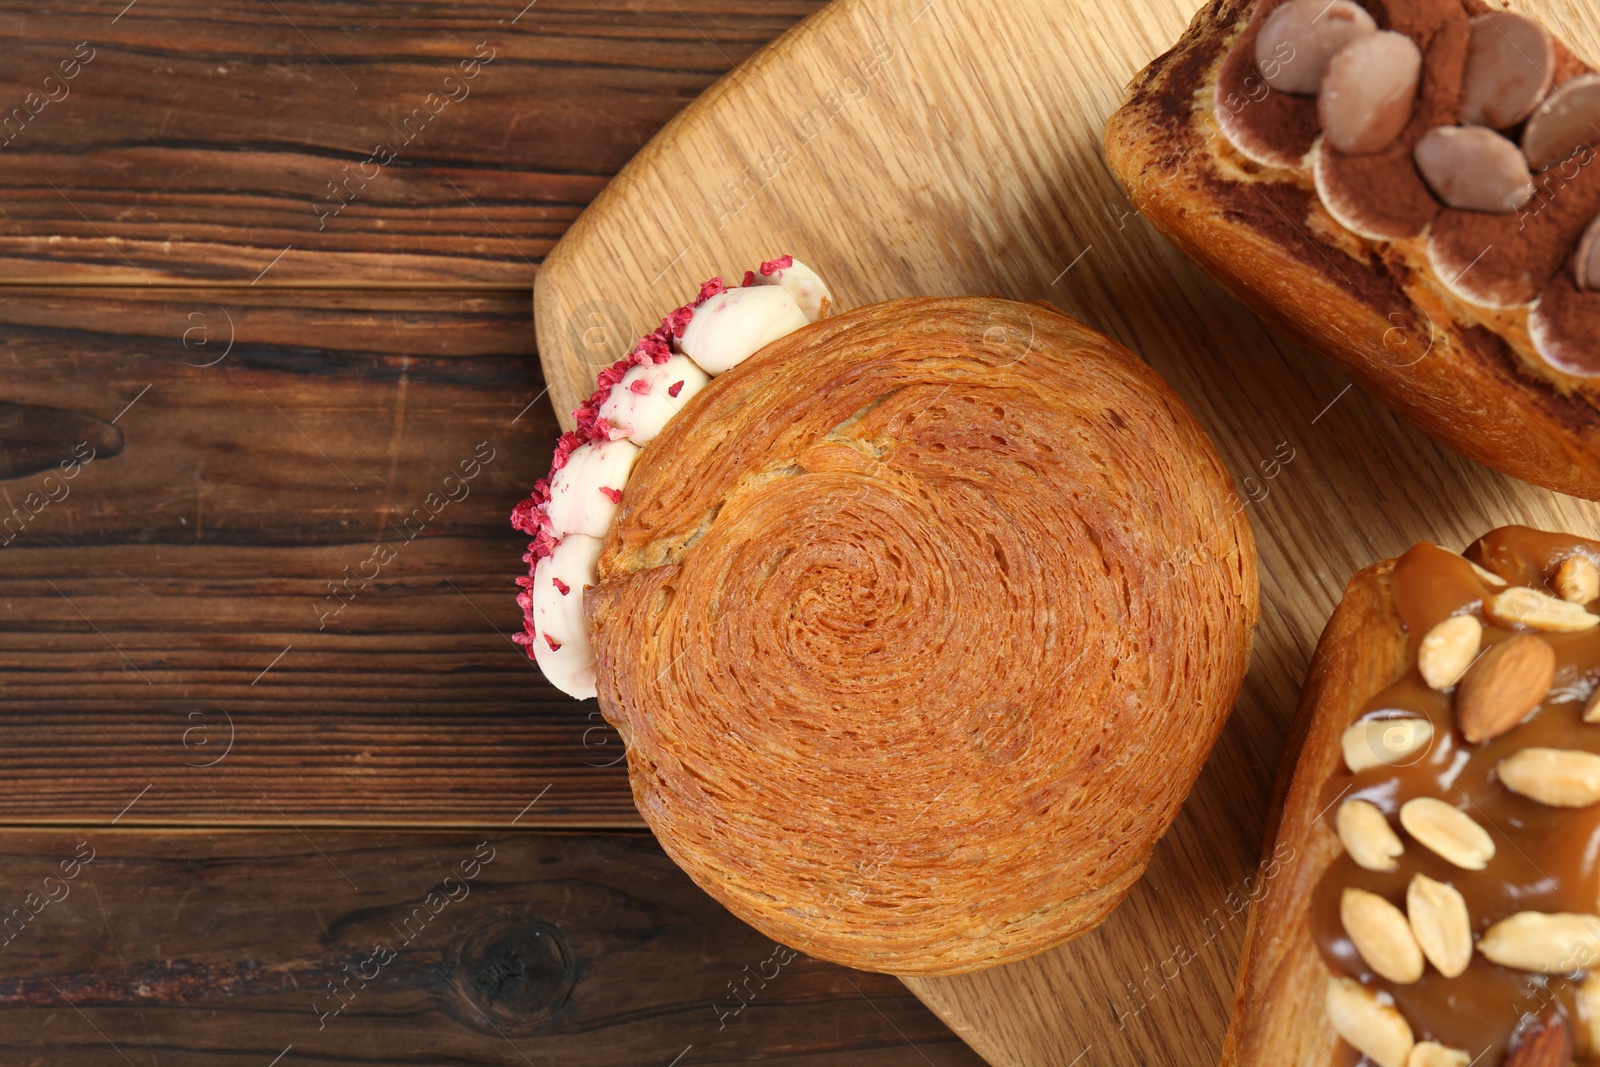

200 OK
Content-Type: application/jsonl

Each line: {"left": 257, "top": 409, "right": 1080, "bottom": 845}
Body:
{"left": 587, "top": 296, "right": 1261, "bottom": 975}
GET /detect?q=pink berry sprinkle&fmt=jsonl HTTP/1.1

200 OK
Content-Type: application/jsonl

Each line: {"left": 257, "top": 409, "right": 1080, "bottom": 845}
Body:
{"left": 511, "top": 257, "right": 793, "bottom": 657}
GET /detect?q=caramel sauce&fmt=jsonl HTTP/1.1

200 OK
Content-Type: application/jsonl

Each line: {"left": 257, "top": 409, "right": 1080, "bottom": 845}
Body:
{"left": 1313, "top": 527, "right": 1600, "bottom": 1064}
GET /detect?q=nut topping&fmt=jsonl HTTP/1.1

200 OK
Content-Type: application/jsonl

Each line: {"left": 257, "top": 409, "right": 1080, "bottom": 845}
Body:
{"left": 1506, "top": 1015, "right": 1572, "bottom": 1067}
{"left": 1414, "top": 127, "right": 1535, "bottom": 214}
{"left": 1418, "top": 614, "right": 1482, "bottom": 690}
{"left": 1478, "top": 911, "right": 1600, "bottom": 973}
{"left": 1319, "top": 31, "right": 1422, "bottom": 155}
{"left": 1585, "top": 687, "right": 1600, "bottom": 724}
{"left": 1470, "top": 560, "right": 1509, "bottom": 588}
{"left": 1338, "top": 799, "right": 1404, "bottom": 872}
{"left": 1523, "top": 73, "right": 1600, "bottom": 171}
{"left": 1399, "top": 797, "right": 1495, "bottom": 870}
{"left": 1498, "top": 748, "right": 1600, "bottom": 807}
{"left": 1460, "top": 12, "right": 1557, "bottom": 130}
{"left": 1254, "top": 0, "right": 1377, "bottom": 95}
{"left": 1343, "top": 887, "right": 1425, "bottom": 983}
{"left": 1488, "top": 587, "right": 1600, "bottom": 632}
{"left": 1407, "top": 1043, "right": 1470, "bottom": 1067}
{"left": 1454, "top": 634, "right": 1556, "bottom": 743}
{"left": 1325, "top": 975, "right": 1414, "bottom": 1067}
{"left": 1406, "top": 874, "right": 1472, "bottom": 978}
{"left": 1577, "top": 215, "right": 1600, "bottom": 294}
{"left": 1556, "top": 557, "right": 1600, "bottom": 604}
{"left": 1343, "top": 717, "right": 1434, "bottom": 772}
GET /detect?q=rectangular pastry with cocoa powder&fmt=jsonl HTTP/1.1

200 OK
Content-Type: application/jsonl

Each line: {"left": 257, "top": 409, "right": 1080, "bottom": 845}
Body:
{"left": 1106, "top": 0, "right": 1600, "bottom": 499}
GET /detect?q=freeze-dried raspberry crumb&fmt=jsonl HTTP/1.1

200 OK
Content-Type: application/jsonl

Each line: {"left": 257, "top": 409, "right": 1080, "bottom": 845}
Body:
{"left": 629, "top": 378, "right": 652, "bottom": 395}
{"left": 513, "top": 261, "right": 790, "bottom": 657}
{"left": 552, "top": 577, "right": 570, "bottom": 596}
{"left": 663, "top": 306, "right": 694, "bottom": 340}
{"left": 543, "top": 634, "right": 562, "bottom": 651}
{"left": 741, "top": 270, "right": 757, "bottom": 287}
{"left": 510, "top": 497, "right": 543, "bottom": 536}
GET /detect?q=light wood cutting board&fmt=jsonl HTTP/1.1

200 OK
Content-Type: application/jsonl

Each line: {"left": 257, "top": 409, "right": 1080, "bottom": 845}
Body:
{"left": 532, "top": 0, "right": 1600, "bottom": 1063}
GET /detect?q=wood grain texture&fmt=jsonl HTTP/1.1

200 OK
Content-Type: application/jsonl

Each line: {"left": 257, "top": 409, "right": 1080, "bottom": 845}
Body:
{"left": 0, "top": 829, "right": 983, "bottom": 1065}
{"left": 0, "top": 288, "right": 644, "bottom": 826}
{"left": 530, "top": 0, "right": 1600, "bottom": 1062}
{"left": 0, "top": 0, "right": 822, "bottom": 287}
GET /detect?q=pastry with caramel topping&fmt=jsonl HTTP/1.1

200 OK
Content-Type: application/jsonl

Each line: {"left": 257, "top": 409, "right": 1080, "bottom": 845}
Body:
{"left": 1225, "top": 526, "right": 1600, "bottom": 1066}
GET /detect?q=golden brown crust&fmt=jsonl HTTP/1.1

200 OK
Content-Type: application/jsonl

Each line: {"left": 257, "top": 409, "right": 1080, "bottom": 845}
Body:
{"left": 588, "top": 296, "right": 1260, "bottom": 975}
{"left": 1222, "top": 559, "right": 1406, "bottom": 1064}
{"left": 1104, "top": 0, "right": 1600, "bottom": 500}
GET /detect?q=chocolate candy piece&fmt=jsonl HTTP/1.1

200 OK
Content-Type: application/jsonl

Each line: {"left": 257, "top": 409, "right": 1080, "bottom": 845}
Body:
{"left": 1576, "top": 213, "right": 1600, "bottom": 290}
{"left": 1524, "top": 73, "right": 1600, "bottom": 171}
{"left": 1254, "top": 0, "right": 1377, "bottom": 96}
{"left": 1414, "top": 127, "right": 1534, "bottom": 213}
{"left": 1320, "top": 31, "right": 1422, "bottom": 155}
{"left": 1461, "top": 12, "right": 1556, "bottom": 129}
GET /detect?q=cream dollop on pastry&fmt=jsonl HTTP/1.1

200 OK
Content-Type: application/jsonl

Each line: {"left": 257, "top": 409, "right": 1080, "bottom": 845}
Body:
{"left": 678, "top": 285, "right": 810, "bottom": 375}
{"left": 530, "top": 533, "right": 604, "bottom": 699}
{"left": 544, "top": 438, "right": 640, "bottom": 539}
{"left": 511, "top": 256, "right": 833, "bottom": 698}
{"left": 597, "top": 354, "right": 710, "bottom": 444}
{"left": 753, "top": 257, "right": 832, "bottom": 321}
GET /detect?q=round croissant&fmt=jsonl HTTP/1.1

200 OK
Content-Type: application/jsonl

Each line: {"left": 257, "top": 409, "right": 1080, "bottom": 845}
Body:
{"left": 585, "top": 296, "right": 1260, "bottom": 975}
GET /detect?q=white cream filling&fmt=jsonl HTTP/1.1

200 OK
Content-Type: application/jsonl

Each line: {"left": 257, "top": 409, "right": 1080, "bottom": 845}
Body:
{"left": 598, "top": 354, "right": 711, "bottom": 444}
{"left": 545, "top": 438, "right": 640, "bottom": 539}
{"left": 532, "top": 534, "right": 604, "bottom": 700}
{"left": 677, "top": 285, "right": 810, "bottom": 375}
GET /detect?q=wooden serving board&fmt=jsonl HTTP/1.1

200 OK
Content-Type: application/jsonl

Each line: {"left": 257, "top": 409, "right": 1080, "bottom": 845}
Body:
{"left": 532, "top": 0, "right": 1600, "bottom": 1063}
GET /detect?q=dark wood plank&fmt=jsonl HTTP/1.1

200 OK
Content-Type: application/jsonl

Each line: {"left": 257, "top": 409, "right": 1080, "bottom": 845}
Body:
{"left": 0, "top": 0, "right": 823, "bottom": 287}
{"left": 0, "top": 288, "right": 640, "bottom": 826}
{"left": 0, "top": 829, "right": 983, "bottom": 1065}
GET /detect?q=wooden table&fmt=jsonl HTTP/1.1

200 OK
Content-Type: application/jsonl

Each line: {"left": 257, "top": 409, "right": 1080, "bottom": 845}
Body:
{"left": 0, "top": 2, "right": 985, "bottom": 1062}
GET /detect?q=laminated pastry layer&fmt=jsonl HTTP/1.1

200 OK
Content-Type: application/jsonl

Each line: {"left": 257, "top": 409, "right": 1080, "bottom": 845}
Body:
{"left": 586, "top": 296, "right": 1260, "bottom": 975}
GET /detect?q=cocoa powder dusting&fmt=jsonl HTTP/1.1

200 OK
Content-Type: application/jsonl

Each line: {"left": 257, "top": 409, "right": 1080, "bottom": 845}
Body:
{"left": 1214, "top": 0, "right": 1319, "bottom": 165}
{"left": 1209, "top": 0, "right": 1600, "bottom": 367}
{"left": 1314, "top": 8, "right": 1467, "bottom": 239}
{"left": 1534, "top": 274, "right": 1600, "bottom": 374}
{"left": 1432, "top": 149, "right": 1600, "bottom": 305}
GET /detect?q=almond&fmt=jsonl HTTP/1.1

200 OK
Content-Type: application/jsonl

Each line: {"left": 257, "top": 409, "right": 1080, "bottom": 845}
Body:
{"left": 1399, "top": 797, "right": 1496, "bottom": 870}
{"left": 1506, "top": 1015, "right": 1572, "bottom": 1067}
{"left": 1454, "top": 634, "right": 1556, "bottom": 742}
{"left": 1343, "top": 888, "right": 1424, "bottom": 983}
{"left": 1343, "top": 718, "right": 1434, "bottom": 772}
{"left": 1488, "top": 586, "right": 1600, "bottom": 632}
{"left": 1499, "top": 748, "right": 1600, "bottom": 807}
{"left": 1325, "top": 975, "right": 1414, "bottom": 1067}
{"left": 1470, "top": 559, "right": 1509, "bottom": 588}
{"left": 1557, "top": 557, "right": 1600, "bottom": 605}
{"left": 1418, "top": 614, "right": 1482, "bottom": 690}
{"left": 1406, "top": 874, "right": 1471, "bottom": 978}
{"left": 1407, "top": 1043, "right": 1469, "bottom": 1067}
{"left": 1338, "top": 799, "right": 1404, "bottom": 872}
{"left": 1478, "top": 911, "right": 1600, "bottom": 973}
